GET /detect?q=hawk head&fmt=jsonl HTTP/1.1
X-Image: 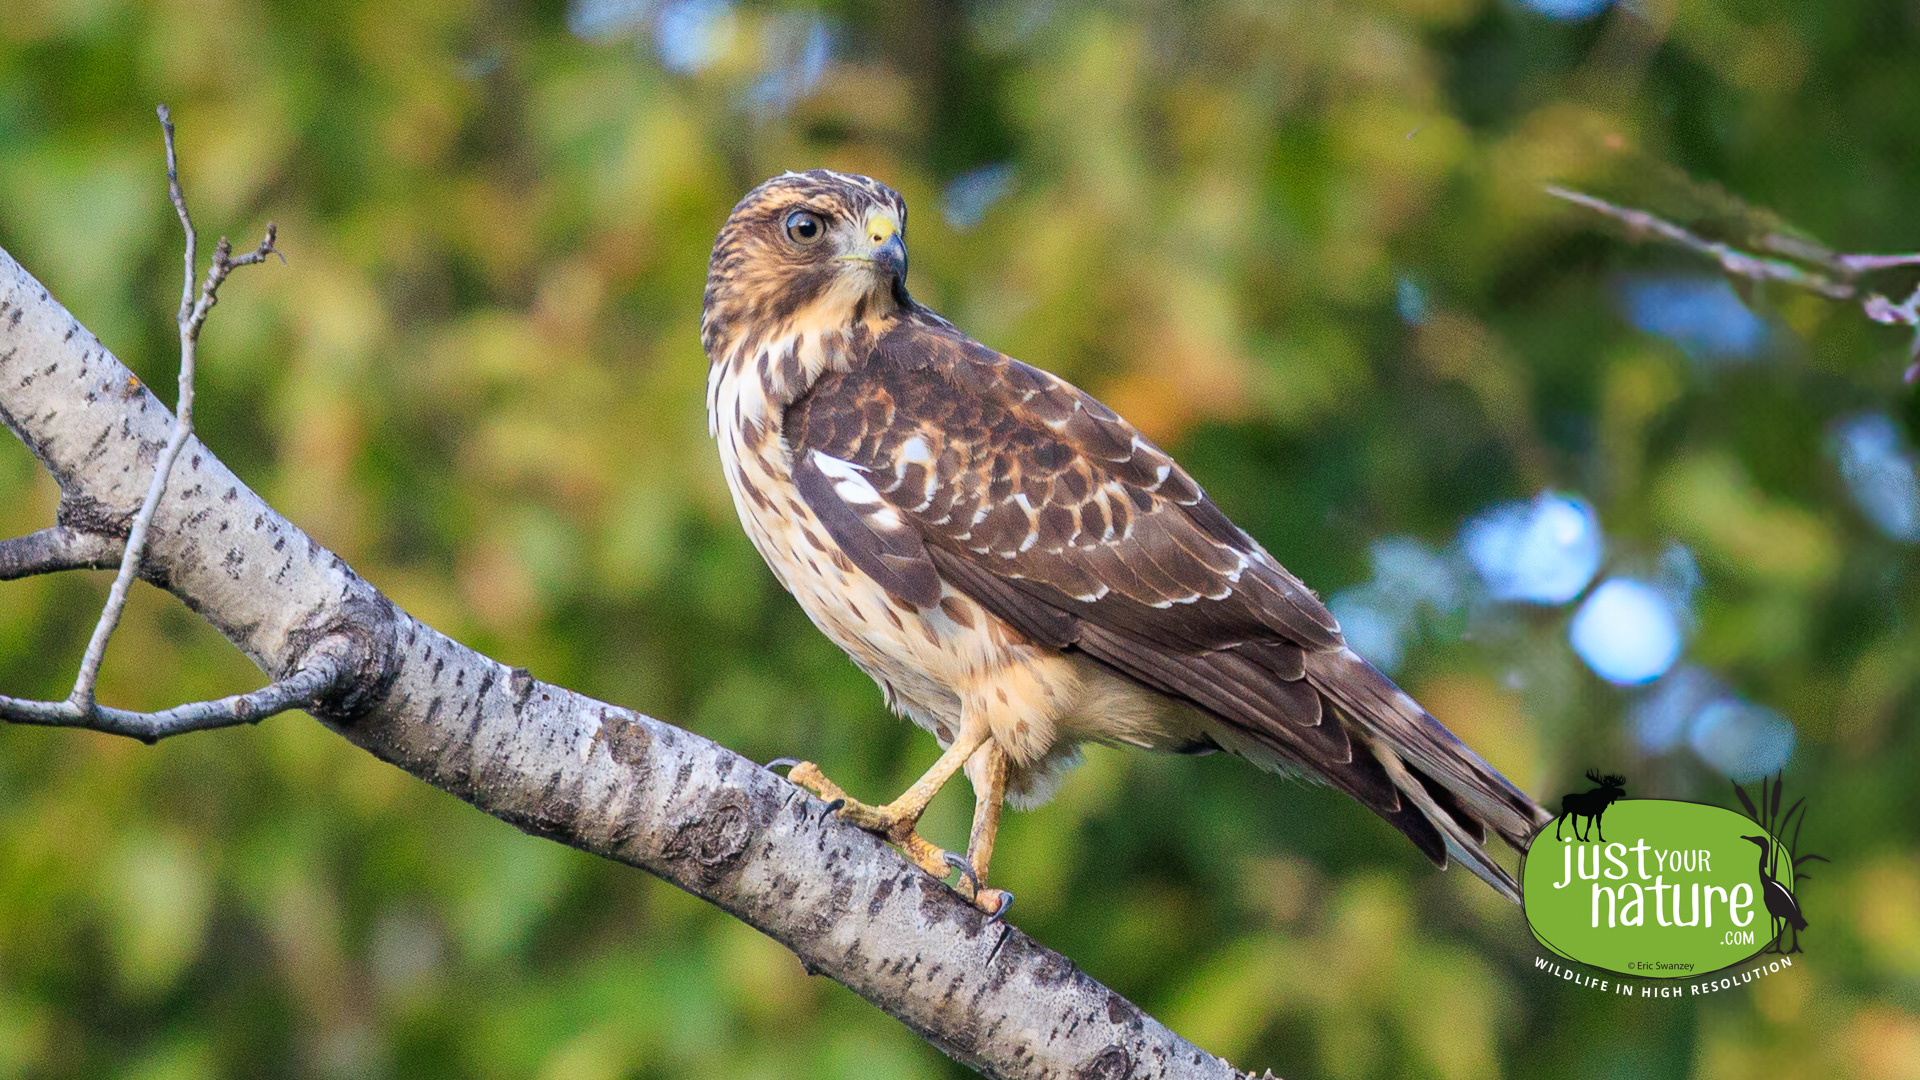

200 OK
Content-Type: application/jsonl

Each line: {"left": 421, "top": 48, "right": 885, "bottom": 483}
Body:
{"left": 702, "top": 170, "right": 912, "bottom": 360}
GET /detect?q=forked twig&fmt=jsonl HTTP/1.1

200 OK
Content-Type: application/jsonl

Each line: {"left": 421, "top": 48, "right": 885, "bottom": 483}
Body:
{"left": 0, "top": 106, "right": 326, "bottom": 740}
{"left": 0, "top": 644, "right": 351, "bottom": 744}
{"left": 1548, "top": 184, "right": 1920, "bottom": 381}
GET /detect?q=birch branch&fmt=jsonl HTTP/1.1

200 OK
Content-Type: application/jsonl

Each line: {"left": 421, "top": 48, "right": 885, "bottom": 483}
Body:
{"left": 0, "top": 526, "right": 124, "bottom": 580}
{"left": 0, "top": 155, "right": 1253, "bottom": 1080}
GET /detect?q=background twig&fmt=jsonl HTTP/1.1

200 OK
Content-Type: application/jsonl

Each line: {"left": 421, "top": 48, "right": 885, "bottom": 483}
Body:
{"left": 1547, "top": 184, "right": 1920, "bottom": 379}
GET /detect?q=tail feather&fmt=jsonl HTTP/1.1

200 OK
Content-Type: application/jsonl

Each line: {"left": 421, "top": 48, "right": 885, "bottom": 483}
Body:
{"left": 1307, "top": 647, "right": 1551, "bottom": 902}
{"left": 1362, "top": 727, "right": 1522, "bottom": 902}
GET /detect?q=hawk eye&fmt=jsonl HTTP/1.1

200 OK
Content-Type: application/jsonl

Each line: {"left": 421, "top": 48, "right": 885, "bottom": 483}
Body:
{"left": 785, "top": 210, "right": 825, "bottom": 246}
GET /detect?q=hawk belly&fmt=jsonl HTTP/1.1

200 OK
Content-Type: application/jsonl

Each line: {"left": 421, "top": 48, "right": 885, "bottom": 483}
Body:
{"left": 709, "top": 339, "right": 1205, "bottom": 806}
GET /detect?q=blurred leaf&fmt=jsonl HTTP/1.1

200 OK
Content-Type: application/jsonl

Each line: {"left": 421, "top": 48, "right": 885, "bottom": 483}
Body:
{"left": 98, "top": 831, "right": 213, "bottom": 996}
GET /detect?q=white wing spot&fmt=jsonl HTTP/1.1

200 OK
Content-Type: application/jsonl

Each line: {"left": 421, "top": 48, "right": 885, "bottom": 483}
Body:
{"left": 892, "top": 436, "right": 939, "bottom": 508}
{"left": 811, "top": 450, "right": 871, "bottom": 479}
{"left": 811, "top": 450, "right": 904, "bottom": 529}
{"left": 897, "top": 436, "right": 933, "bottom": 471}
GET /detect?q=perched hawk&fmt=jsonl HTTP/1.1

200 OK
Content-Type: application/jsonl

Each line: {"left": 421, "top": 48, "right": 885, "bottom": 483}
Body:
{"left": 703, "top": 170, "right": 1549, "bottom": 915}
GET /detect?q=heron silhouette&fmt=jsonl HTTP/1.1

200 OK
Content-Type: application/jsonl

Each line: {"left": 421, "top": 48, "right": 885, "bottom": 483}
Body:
{"left": 1741, "top": 834, "right": 1807, "bottom": 953}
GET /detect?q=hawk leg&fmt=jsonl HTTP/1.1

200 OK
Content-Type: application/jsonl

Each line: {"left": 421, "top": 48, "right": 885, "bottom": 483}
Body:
{"left": 960, "top": 741, "right": 1013, "bottom": 919}
{"left": 785, "top": 720, "right": 997, "bottom": 908}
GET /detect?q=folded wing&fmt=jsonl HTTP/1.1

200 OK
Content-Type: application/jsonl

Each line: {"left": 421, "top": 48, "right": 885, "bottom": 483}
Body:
{"left": 785, "top": 318, "right": 1548, "bottom": 899}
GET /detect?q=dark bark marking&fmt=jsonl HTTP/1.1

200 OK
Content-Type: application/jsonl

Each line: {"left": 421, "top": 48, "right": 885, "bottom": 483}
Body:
{"left": 1073, "top": 1047, "right": 1135, "bottom": 1080}
{"left": 598, "top": 711, "right": 651, "bottom": 768}
{"left": 56, "top": 493, "right": 133, "bottom": 538}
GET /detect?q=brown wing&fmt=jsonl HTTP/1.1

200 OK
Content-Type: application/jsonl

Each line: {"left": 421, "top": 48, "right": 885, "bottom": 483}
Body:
{"left": 785, "top": 316, "right": 1547, "bottom": 898}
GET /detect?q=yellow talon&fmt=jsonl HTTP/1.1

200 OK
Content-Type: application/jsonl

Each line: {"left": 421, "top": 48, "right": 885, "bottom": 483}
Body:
{"left": 778, "top": 730, "right": 1014, "bottom": 917}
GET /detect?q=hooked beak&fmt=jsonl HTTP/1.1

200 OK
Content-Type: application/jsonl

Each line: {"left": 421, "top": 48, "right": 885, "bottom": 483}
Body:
{"left": 866, "top": 214, "right": 906, "bottom": 282}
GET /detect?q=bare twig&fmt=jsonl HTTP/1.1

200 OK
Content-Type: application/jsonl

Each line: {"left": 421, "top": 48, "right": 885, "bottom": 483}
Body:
{"left": 0, "top": 643, "right": 351, "bottom": 744}
{"left": 1864, "top": 286, "right": 1920, "bottom": 336}
{"left": 0, "top": 526, "right": 124, "bottom": 581}
{"left": 0, "top": 108, "right": 306, "bottom": 739}
{"left": 164, "top": 104, "right": 196, "bottom": 325}
{"left": 1871, "top": 285, "right": 1920, "bottom": 383}
{"left": 1837, "top": 253, "right": 1920, "bottom": 276}
{"left": 1759, "top": 231, "right": 1920, "bottom": 279}
{"left": 1545, "top": 185, "right": 1856, "bottom": 299}
{"left": 1547, "top": 184, "right": 1920, "bottom": 379}
{"left": 65, "top": 105, "right": 278, "bottom": 713}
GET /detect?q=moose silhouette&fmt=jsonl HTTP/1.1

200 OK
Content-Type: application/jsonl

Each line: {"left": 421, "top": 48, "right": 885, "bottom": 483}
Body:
{"left": 1554, "top": 769, "right": 1627, "bottom": 842}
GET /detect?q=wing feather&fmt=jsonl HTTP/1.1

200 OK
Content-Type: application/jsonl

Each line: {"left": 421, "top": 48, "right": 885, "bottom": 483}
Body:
{"left": 790, "top": 448, "right": 942, "bottom": 609}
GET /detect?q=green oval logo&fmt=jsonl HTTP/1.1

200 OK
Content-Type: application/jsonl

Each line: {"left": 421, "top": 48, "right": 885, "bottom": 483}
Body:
{"left": 1522, "top": 800, "right": 1791, "bottom": 978}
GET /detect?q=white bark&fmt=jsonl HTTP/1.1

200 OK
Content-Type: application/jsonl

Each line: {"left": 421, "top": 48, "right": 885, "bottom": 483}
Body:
{"left": 0, "top": 245, "right": 1259, "bottom": 1080}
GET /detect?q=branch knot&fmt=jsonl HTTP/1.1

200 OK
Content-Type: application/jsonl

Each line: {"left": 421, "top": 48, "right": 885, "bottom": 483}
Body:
{"left": 283, "top": 594, "right": 401, "bottom": 724}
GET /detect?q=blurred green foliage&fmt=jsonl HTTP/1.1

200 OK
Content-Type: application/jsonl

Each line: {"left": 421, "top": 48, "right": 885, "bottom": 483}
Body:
{"left": 1, "top": 0, "right": 1918, "bottom": 1077}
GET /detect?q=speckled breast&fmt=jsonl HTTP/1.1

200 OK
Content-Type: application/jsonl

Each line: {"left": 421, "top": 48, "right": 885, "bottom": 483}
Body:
{"left": 706, "top": 349, "right": 982, "bottom": 735}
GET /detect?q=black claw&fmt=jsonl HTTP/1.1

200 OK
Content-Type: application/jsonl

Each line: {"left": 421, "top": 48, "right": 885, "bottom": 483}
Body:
{"left": 987, "top": 890, "right": 1014, "bottom": 924}
{"left": 819, "top": 797, "right": 845, "bottom": 821}
{"left": 766, "top": 757, "right": 801, "bottom": 774}
{"left": 943, "top": 851, "right": 981, "bottom": 895}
